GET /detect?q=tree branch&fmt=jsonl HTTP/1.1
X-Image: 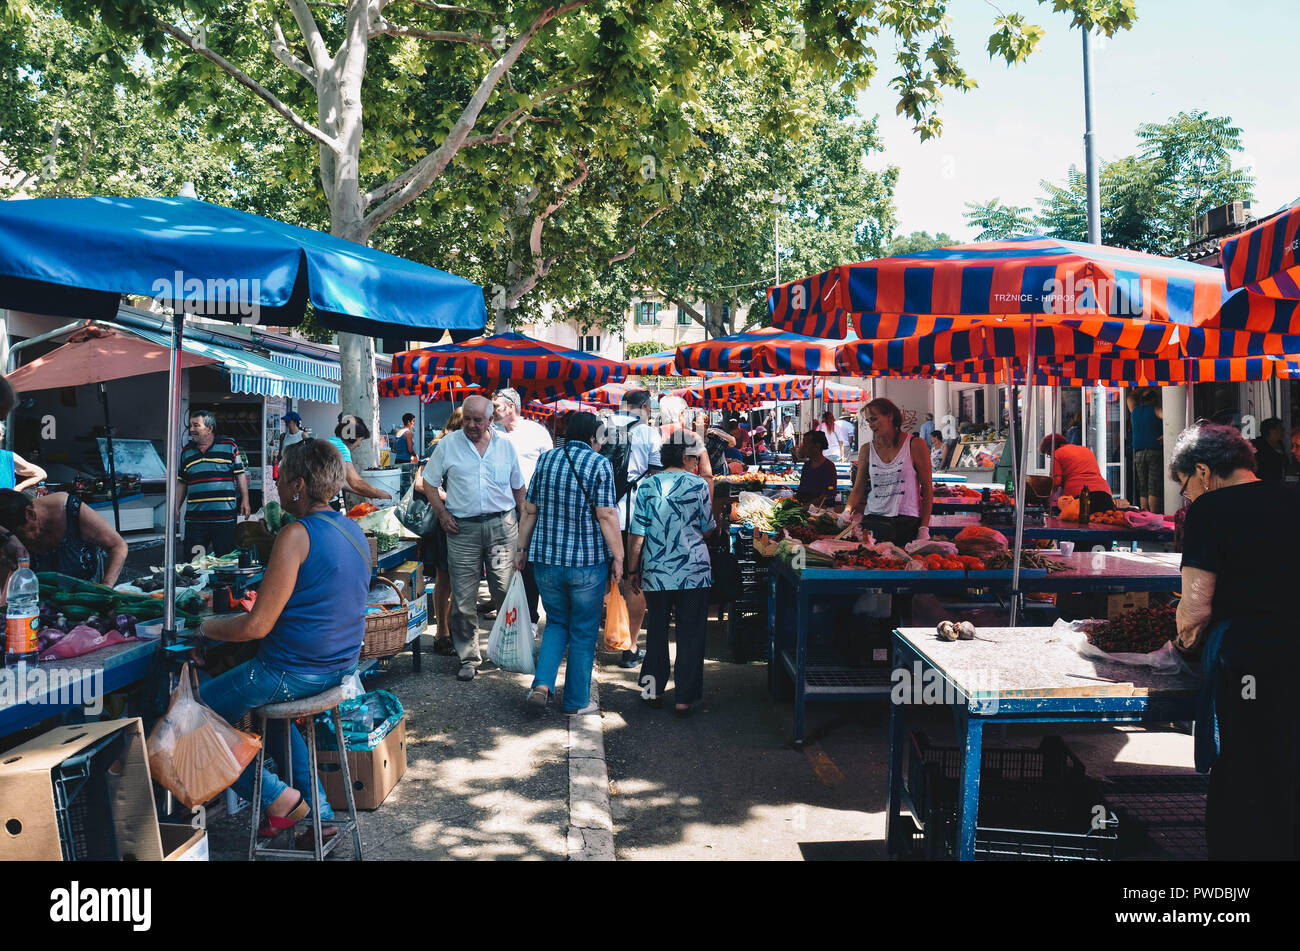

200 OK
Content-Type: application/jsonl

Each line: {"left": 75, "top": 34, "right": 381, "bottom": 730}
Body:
{"left": 361, "top": 0, "right": 592, "bottom": 228}
{"left": 149, "top": 16, "right": 341, "bottom": 153}
{"left": 460, "top": 79, "right": 591, "bottom": 148}
{"left": 263, "top": 16, "right": 319, "bottom": 83}
{"left": 403, "top": 0, "right": 500, "bottom": 16}
{"left": 288, "top": 0, "right": 334, "bottom": 73}
{"left": 368, "top": 19, "right": 493, "bottom": 49}
{"left": 606, "top": 206, "right": 668, "bottom": 263}
{"left": 665, "top": 295, "right": 706, "bottom": 326}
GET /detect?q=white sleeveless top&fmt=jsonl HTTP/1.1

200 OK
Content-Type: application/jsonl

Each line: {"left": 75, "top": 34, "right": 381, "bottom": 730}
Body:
{"left": 867, "top": 433, "right": 920, "bottom": 518}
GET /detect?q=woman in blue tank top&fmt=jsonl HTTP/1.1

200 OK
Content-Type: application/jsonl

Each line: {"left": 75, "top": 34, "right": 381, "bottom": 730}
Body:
{"left": 198, "top": 438, "right": 371, "bottom": 843}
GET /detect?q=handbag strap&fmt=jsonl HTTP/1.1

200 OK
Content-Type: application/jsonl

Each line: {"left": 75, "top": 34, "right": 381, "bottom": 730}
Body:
{"left": 563, "top": 444, "right": 601, "bottom": 530}
{"left": 304, "top": 511, "right": 370, "bottom": 571}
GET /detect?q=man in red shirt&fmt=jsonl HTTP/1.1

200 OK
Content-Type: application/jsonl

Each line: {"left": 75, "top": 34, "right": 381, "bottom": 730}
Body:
{"left": 1039, "top": 434, "right": 1115, "bottom": 511}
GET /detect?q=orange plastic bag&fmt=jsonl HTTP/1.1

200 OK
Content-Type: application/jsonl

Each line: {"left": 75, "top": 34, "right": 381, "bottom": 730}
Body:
{"left": 604, "top": 579, "right": 632, "bottom": 652}
{"left": 147, "top": 663, "right": 262, "bottom": 809}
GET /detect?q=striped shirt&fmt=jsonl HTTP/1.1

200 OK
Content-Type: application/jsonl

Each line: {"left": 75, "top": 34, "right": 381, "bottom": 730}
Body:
{"left": 179, "top": 437, "right": 245, "bottom": 521}
{"left": 527, "top": 442, "right": 615, "bottom": 567}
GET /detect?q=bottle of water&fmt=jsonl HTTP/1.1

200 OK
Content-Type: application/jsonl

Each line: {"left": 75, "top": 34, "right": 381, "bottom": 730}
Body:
{"left": 5, "top": 558, "right": 40, "bottom": 665}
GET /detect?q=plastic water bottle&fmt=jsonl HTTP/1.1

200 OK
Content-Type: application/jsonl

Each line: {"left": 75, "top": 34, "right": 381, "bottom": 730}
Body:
{"left": 5, "top": 559, "right": 41, "bottom": 665}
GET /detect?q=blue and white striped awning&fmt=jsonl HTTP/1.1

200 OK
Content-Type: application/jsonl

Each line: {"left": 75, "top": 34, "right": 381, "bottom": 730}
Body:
{"left": 266, "top": 352, "right": 341, "bottom": 381}
{"left": 124, "top": 325, "right": 340, "bottom": 403}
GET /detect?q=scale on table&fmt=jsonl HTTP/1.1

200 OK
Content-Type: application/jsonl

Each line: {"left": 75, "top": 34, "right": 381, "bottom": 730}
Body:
{"left": 210, "top": 548, "right": 262, "bottom": 612}
{"left": 983, "top": 504, "right": 1046, "bottom": 526}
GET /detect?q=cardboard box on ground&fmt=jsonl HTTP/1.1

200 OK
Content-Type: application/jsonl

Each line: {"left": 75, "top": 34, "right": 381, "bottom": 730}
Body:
{"left": 0, "top": 719, "right": 164, "bottom": 861}
{"left": 316, "top": 716, "right": 407, "bottom": 811}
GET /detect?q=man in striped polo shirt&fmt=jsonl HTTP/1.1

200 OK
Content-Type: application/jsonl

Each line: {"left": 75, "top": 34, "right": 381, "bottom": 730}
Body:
{"left": 176, "top": 409, "right": 249, "bottom": 558}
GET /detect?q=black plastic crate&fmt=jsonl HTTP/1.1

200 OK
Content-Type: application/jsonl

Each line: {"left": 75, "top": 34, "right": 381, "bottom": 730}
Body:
{"left": 908, "top": 732, "right": 1118, "bottom": 861}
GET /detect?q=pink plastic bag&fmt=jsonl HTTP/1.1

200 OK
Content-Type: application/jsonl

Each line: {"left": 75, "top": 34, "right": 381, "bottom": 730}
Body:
{"left": 37, "top": 624, "right": 134, "bottom": 662}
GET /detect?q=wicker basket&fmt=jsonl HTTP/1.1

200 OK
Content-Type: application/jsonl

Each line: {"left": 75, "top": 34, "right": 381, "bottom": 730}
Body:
{"left": 361, "top": 576, "right": 408, "bottom": 660}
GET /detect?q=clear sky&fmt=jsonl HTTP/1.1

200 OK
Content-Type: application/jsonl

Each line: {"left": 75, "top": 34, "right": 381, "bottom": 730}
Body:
{"left": 856, "top": 0, "right": 1300, "bottom": 242}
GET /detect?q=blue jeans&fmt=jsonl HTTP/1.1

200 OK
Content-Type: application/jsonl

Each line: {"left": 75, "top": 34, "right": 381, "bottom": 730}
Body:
{"left": 532, "top": 561, "right": 610, "bottom": 712}
{"left": 199, "top": 656, "right": 351, "bottom": 819}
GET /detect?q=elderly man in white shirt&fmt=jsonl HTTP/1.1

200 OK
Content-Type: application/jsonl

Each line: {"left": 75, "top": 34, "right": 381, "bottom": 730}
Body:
{"left": 494, "top": 387, "right": 554, "bottom": 629}
{"left": 423, "top": 395, "right": 526, "bottom": 681}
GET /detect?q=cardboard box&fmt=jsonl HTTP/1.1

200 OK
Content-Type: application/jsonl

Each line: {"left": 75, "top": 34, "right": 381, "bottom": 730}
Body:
{"left": 1108, "top": 592, "right": 1149, "bottom": 618}
{"left": 160, "top": 823, "right": 209, "bottom": 861}
{"left": 383, "top": 561, "right": 425, "bottom": 600}
{"left": 405, "top": 594, "right": 428, "bottom": 645}
{"left": 0, "top": 719, "right": 163, "bottom": 861}
{"left": 316, "top": 715, "right": 406, "bottom": 811}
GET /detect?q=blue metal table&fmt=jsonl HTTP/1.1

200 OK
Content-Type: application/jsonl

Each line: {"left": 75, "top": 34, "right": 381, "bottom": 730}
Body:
{"left": 0, "top": 638, "right": 161, "bottom": 737}
{"left": 886, "top": 626, "right": 1199, "bottom": 861}
{"left": 767, "top": 555, "right": 1017, "bottom": 746}
{"left": 767, "top": 551, "right": 1184, "bottom": 746}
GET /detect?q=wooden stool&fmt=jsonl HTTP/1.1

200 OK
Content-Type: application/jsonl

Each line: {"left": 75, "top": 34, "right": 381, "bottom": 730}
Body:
{"left": 248, "top": 685, "right": 363, "bottom": 861}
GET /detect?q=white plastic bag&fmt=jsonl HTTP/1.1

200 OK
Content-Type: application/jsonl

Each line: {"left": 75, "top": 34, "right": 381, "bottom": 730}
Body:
{"left": 486, "top": 573, "right": 535, "bottom": 674}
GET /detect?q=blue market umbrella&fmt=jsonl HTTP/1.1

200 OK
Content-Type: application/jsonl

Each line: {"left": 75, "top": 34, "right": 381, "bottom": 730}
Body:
{"left": 0, "top": 195, "right": 486, "bottom": 640}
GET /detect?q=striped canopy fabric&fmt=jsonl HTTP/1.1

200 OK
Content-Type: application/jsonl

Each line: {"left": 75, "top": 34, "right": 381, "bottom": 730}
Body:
{"left": 392, "top": 332, "right": 625, "bottom": 400}
{"left": 623, "top": 351, "right": 723, "bottom": 377}
{"left": 575, "top": 382, "right": 648, "bottom": 407}
{"left": 769, "top": 236, "right": 1231, "bottom": 336}
{"left": 1221, "top": 204, "right": 1300, "bottom": 297}
{"left": 522, "top": 398, "right": 601, "bottom": 420}
{"left": 670, "top": 375, "right": 866, "bottom": 409}
{"left": 674, "top": 327, "right": 847, "bottom": 375}
{"left": 377, "top": 373, "right": 483, "bottom": 402}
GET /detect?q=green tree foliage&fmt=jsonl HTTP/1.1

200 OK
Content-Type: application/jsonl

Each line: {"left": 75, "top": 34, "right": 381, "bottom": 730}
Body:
{"left": 964, "top": 111, "right": 1254, "bottom": 253}
{"left": 13, "top": 0, "right": 1139, "bottom": 457}
{"left": 884, "top": 230, "right": 956, "bottom": 255}
{"left": 962, "top": 197, "right": 1035, "bottom": 241}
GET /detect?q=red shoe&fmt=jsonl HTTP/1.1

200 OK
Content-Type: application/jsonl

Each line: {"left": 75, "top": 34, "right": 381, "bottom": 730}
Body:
{"left": 259, "top": 797, "right": 309, "bottom": 838}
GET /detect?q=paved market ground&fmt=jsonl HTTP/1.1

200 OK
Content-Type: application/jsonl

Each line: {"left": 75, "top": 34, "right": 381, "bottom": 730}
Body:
{"left": 201, "top": 583, "right": 1203, "bottom": 861}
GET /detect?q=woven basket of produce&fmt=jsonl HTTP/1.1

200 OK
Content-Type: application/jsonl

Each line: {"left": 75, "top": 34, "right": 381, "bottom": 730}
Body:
{"left": 361, "top": 576, "right": 408, "bottom": 660}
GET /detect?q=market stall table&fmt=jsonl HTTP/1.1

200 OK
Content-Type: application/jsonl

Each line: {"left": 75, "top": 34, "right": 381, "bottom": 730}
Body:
{"left": 0, "top": 638, "right": 161, "bottom": 737}
{"left": 1018, "top": 551, "right": 1181, "bottom": 593}
{"left": 885, "top": 626, "right": 1199, "bottom": 860}
{"left": 767, "top": 554, "right": 1038, "bottom": 746}
{"left": 929, "top": 513, "right": 1174, "bottom": 546}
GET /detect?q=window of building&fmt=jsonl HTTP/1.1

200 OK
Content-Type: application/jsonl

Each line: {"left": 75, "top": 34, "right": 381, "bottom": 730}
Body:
{"left": 580, "top": 335, "right": 602, "bottom": 352}
{"left": 677, "top": 309, "right": 691, "bottom": 326}
{"left": 635, "top": 301, "right": 661, "bottom": 325}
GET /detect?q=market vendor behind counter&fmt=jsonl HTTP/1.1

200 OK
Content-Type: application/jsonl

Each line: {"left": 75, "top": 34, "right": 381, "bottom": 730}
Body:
{"left": 0, "top": 488, "right": 129, "bottom": 589}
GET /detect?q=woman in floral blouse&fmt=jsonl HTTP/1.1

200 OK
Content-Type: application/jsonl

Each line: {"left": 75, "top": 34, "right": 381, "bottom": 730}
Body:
{"left": 627, "top": 429, "right": 716, "bottom": 715}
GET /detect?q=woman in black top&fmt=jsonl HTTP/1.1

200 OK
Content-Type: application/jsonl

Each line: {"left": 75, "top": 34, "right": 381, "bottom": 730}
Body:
{"left": 1171, "top": 423, "right": 1300, "bottom": 860}
{"left": 0, "top": 489, "right": 128, "bottom": 585}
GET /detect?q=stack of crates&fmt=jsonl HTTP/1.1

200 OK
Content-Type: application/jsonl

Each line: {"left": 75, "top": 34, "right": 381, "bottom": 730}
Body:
{"left": 726, "top": 527, "right": 769, "bottom": 662}
{"left": 908, "top": 732, "right": 1119, "bottom": 861}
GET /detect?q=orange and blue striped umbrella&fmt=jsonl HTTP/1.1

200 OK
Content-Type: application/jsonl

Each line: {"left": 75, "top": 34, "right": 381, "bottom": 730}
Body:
{"left": 1221, "top": 204, "right": 1300, "bottom": 298}
{"left": 377, "top": 373, "right": 482, "bottom": 401}
{"left": 522, "top": 398, "right": 602, "bottom": 421}
{"left": 574, "top": 382, "right": 647, "bottom": 407}
{"left": 675, "top": 327, "right": 847, "bottom": 375}
{"left": 623, "top": 350, "right": 722, "bottom": 377}
{"left": 670, "top": 375, "right": 866, "bottom": 408}
{"left": 392, "top": 332, "right": 624, "bottom": 400}
{"left": 770, "top": 236, "right": 1230, "bottom": 334}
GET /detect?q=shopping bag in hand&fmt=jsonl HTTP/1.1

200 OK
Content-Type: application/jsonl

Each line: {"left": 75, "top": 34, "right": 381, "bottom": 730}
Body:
{"left": 146, "top": 663, "right": 262, "bottom": 809}
{"left": 486, "top": 572, "right": 535, "bottom": 674}
{"left": 604, "top": 579, "right": 632, "bottom": 652}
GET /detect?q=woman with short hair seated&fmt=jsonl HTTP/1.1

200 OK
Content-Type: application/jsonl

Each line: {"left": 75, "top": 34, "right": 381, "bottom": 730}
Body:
{"left": 196, "top": 439, "right": 370, "bottom": 844}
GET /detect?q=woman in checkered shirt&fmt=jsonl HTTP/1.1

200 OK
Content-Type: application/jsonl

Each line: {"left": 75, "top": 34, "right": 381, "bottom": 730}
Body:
{"left": 514, "top": 412, "right": 625, "bottom": 715}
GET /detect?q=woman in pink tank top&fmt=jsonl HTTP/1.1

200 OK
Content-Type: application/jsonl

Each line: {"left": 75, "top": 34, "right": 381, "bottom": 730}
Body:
{"left": 844, "top": 398, "right": 934, "bottom": 545}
